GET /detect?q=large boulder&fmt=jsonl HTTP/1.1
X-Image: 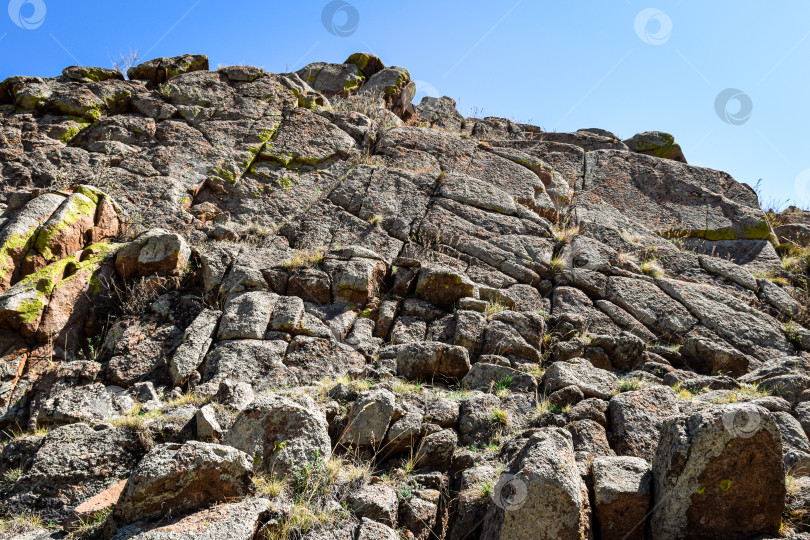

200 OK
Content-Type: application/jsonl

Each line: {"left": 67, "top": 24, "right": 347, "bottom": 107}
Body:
{"left": 651, "top": 404, "right": 786, "bottom": 539}
{"left": 110, "top": 441, "right": 254, "bottom": 529}
{"left": 110, "top": 497, "right": 273, "bottom": 540}
{"left": 169, "top": 308, "right": 221, "bottom": 385}
{"left": 127, "top": 54, "right": 209, "bottom": 82}
{"left": 223, "top": 393, "right": 331, "bottom": 479}
{"left": 591, "top": 456, "right": 651, "bottom": 540}
{"left": 115, "top": 230, "right": 191, "bottom": 280}
{"left": 415, "top": 264, "right": 477, "bottom": 308}
{"left": 623, "top": 131, "right": 686, "bottom": 162}
{"left": 607, "top": 385, "right": 679, "bottom": 461}
{"left": 582, "top": 150, "right": 769, "bottom": 241}
{"left": 339, "top": 388, "right": 395, "bottom": 449}
{"left": 0, "top": 423, "right": 146, "bottom": 521}
{"left": 395, "top": 341, "right": 470, "bottom": 381}
{"left": 543, "top": 358, "right": 619, "bottom": 400}
{"left": 481, "top": 428, "right": 589, "bottom": 540}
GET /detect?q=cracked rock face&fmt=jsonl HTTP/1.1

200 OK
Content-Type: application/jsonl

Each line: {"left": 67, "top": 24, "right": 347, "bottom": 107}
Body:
{"left": 0, "top": 51, "right": 807, "bottom": 539}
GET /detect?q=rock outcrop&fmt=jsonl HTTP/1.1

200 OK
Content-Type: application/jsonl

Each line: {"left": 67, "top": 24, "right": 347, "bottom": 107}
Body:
{"left": 1, "top": 51, "right": 808, "bottom": 539}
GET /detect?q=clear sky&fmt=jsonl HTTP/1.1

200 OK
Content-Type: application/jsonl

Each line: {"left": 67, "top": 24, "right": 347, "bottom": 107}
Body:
{"left": 2, "top": 1, "right": 809, "bottom": 209}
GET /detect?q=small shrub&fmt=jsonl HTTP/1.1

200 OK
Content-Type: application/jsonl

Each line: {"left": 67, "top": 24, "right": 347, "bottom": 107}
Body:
{"left": 553, "top": 225, "right": 580, "bottom": 244}
{"left": 0, "top": 466, "right": 24, "bottom": 488}
{"left": 485, "top": 301, "right": 508, "bottom": 317}
{"left": 639, "top": 260, "right": 664, "bottom": 277}
{"left": 68, "top": 506, "right": 112, "bottom": 538}
{"left": 156, "top": 83, "right": 173, "bottom": 100}
{"left": 548, "top": 258, "right": 565, "bottom": 275}
{"left": 280, "top": 246, "right": 326, "bottom": 270}
{"left": 262, "top": 454, "right": 361, "bottom": 540}
{"left": 254, "top": 473, "right": 287, "bottom": 498}
{"left": 394, "top": 379, "right": 422, "bottom": 394}
{"left": 616, "top": 376, "right": 644, "bottom": 393}
{"left": 490, "top": 408, "right": 508, "bottom": 426}
{"left": 476, "top": 480, "right": 494, "bottom": 498}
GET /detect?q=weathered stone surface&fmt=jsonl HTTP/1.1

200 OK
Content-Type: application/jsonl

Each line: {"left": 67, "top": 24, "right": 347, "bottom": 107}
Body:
{"left": 481, "top": 428, "right": 588, "bottom": 540}
{"left": 217, "top": 291, "right": 275, "bottom": 340}
{"left": 414, "top": 428, "right": 457, "bottom": 470}
{"left": 623, "top": 131, "right": 686, "bottom": 162}
{"left": 347, "top": 482, "right": 398, "bottom": 527}
{"left": 0, "top": 52, "right": 804, "bottom": 538}
{"left": 651, "top": 405, "right": 785, "bottom": 539}
{"left": 583, "top": 150, "right": 769, "bottom": 241}
{"left": 223, "top": 393, "right": 331, "bottom": 479}
{"left": 115, "top": 230, "right": 191, "bottom": 280}
{"left": 415, "top": 264, "right": 477, "bottom": 308}
{"left": 340, "top": 388, "right": 395, "bottom": 449}
{"left": 111, "top": 497, "right": 273, "bottom": 540}
{"left": 127, "top": 54, "right": 209, "bottom": 82}
{"left": 607, "top": 385, "right": 679, "bottom": 461}
{"left": 657, "top": 276, "right": 792, "bottom": 360}
{"left": 544, "top": 358, "right": 619, "bottom": 400}
{"left": 395, "top": 341, "right": 470, "bottom": 381}
{"left": 699, "top": 254, "right": 758, "bottom": 290}
{"left": 111, "top": 441, "right": 254, "bottom": 529}
{"left": 591, "top": 456, "right": 651, "bottom": 540}
{"left": 0, "top": 423, "right": 146, "bottom": 521}
{"left": 169, "top": 309, "right": 220, "bottom": 385}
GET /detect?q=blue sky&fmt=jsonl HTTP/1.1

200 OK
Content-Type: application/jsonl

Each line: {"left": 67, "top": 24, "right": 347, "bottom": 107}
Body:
{"left": 2, "top": 1, "right": 809, "bottom": 209}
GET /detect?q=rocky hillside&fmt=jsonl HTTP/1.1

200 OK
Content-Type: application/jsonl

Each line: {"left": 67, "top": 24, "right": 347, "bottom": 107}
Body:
{"left": 0, "top": 52, "right": 809, "bottom": 540}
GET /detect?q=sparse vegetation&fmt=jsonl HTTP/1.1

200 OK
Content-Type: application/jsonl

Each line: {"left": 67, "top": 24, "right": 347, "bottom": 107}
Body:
{"left": 548, "top": 257, "right": 565, "bottom": 275}
{"left": 616, "top": 376, "right": 645, "bottom": 393}
{"left": 553, "top": 225, "right": 580, "bottom": 244}
{"left": 0, "top": 466, "right": 24, "bottom": 488}
{"left": 639, "top": 259, "right": 664, "bottom": 277}
{"left": 111, "top": 48, "right": 139, "bottom": 76}
{"left": 476, "top": 480, "right": 494, "bottom": 498}
{"left": 394, "top": 379, "right": 422, "bottom": 394}
{"left": 485, "top": 300, "right": 508, "bottom": 317}
{"left": 254, "top": 473, "right": 287, "bottom": 498}
{"left": 318, "top": 375, "right": 373, "bottom": 396}
{"left": 490, "top": 408, "right": 508, "bottom": 426}
{"left": 165, "top": 391, "right": 210, "bottom": 408}
{"left": 280, "top": 246, "right": 326, "bottom": 270}
{"left": 261, "top": 454, "right": 366, "bottom": 540}
{"left": 534, "top": 397, "right": 561, "bottom": 418}
{"left": 0, "top": 513, "right": 46, "bottom": 536}
{"left": 493, "top": 375, "right": 513, "bottom": 398}
{"left": 67, "top": 506, "right": 112, "bottom": 539}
